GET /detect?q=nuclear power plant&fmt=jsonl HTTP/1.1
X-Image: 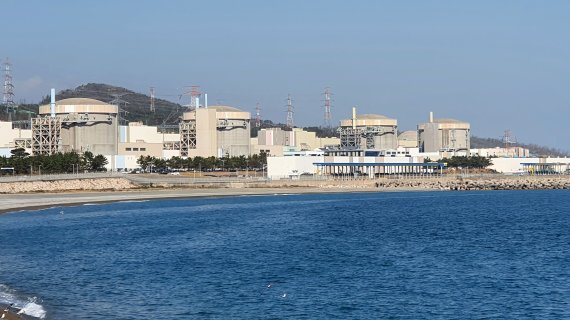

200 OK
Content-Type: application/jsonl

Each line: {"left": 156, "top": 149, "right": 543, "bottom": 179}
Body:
{"left": 4, "top": 83, "right": 555, "bottom": 177}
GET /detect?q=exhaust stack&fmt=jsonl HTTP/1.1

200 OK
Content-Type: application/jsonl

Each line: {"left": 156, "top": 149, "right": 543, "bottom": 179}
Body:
{"left": 429, "top": 111, "right": 433, "bottom": 123}
{"left": 352, "top": 106, "right": 357, "bottom": 129}
{"left": 50, "top": 88, "right": 56, "bottom": 117}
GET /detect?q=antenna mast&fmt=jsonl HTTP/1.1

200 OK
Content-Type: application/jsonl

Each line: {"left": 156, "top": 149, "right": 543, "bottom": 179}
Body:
{"left": 286, "top": 94, "right": 294, "bottom": 128}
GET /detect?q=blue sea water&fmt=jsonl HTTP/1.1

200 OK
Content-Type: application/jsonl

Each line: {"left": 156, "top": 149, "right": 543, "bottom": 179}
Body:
{"left": 1, "top": 190, "right": 570, "bottom": 319}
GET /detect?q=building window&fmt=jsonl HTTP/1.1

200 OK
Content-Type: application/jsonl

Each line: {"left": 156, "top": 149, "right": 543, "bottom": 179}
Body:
{"left": 140, "top": 148, "right": 146, "bottom": 151}
{"left": 126, "top": 148, "right": 132, "bottom": 151}
{"left": 133, "top": 148, "right": 139, "bottom": 151}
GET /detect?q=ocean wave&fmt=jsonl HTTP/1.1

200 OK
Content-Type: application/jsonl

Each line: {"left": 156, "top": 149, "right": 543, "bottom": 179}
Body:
{"left": 0, "top": 284, "right": 46, "bottom": 319}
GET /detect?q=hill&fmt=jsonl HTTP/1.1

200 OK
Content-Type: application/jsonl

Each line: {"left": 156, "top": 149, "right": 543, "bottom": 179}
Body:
{"left": 1, "top": 83, "right": 567, "bottom": 156}
{"left": 471, "top": 136, "right": 568, "bottom": 157}
{"left": 38, "top": 83, "right": 184, "bottom": 127}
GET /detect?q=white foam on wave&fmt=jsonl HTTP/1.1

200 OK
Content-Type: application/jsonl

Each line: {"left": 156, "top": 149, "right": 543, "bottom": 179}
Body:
{"left": 17, "top": 297, "right": 47, "bottom": 319}
{"left": 119, "top": 199, "right": 150, "bottom": 203}
{"left": 0, "top": 285, "right": 46, "bottom": 319}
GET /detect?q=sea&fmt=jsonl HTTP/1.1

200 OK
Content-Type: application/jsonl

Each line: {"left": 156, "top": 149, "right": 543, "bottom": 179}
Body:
{"left": 0, "top": 190, "right": 569, "bottom": 319}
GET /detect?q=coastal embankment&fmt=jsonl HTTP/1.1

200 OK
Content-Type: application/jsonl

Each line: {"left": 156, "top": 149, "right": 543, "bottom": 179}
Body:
{"left": 1, "top": 174, "right": 569, "bottom": 214}
{"left": 375, "top": 175, "right": 570, "bottom": 191}
{"left": 1, "top": 174, "right": 570, "bottom": 195}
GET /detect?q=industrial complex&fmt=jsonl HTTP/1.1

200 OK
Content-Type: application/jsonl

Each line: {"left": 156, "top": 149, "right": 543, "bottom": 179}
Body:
{"left": 1, "top": 84, "right": 569, "bottom": 179}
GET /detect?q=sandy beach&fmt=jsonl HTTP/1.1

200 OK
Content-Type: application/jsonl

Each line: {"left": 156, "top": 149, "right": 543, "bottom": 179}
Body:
{"left": 0, "top": 186, "right": 381, "bottom": 215}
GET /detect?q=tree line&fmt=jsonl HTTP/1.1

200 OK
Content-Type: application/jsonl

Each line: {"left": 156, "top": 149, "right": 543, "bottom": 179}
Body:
{"left": 437, "top": 156, "right": 493, "bottom": 169}
{"left": 0, "top": 148, "right": 108, "bottom": 175}
{"left": 136, "top": 152, "right": 267, "bottom": 172}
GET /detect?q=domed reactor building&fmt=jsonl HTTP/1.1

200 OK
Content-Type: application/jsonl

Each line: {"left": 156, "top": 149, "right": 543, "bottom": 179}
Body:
{"left": 418, "top": 112, "right": 470, "bottom": 153}
{"left": 32, "top": 95, "right": 118, "bottom": 155}
{"left": 179, "top": 105, "right": 251, "bottom": 158}
{"left": 338, "top": 107, "right": 398, "bottom": 150}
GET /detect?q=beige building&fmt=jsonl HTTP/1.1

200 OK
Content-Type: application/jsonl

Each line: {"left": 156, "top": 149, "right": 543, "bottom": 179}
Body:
{"left": 471, "top": 147, "right": 530, "bottom": 158}
{"left": 338, "top": 108, "right": 398, "bottom": 150}
{"left": 398, "top": 130, "right": 418, "bottom": 148}
{"left": 0, "top": 121, "right": 32, "bottom": 150}
{"left": 256, "top": 127, "right": 340, "bottom": 152}
{"left": 34, "top": 98, "right": 118, "bottom": 155}
{"left": 418, "top": 112, "right": 470, "bottom": 154}
{"left": 117, "top": 122, "right": 180, "bottom": 158}
{"left": 180, "top": 106, "right": 251, "bottom": 158}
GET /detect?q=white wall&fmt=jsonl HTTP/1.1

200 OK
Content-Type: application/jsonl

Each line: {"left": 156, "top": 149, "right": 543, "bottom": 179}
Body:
{"left": 490, "top": 157, "right": 570, "bottom": 173}
{"left": 267, "top": 155, "right": 324, "bottom": 180}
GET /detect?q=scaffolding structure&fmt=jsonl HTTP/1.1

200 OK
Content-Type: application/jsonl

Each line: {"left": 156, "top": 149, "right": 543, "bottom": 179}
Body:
{"left": 179, "top": 121, "right": 196, "bottom": 157}
{"left": 339, "top": 126, "right": 397, "bottom": 149}
{"left": 31, "top": 117, "right": 62, "bottom": 155}
{"left": 339, "top": 127, "right": 362, "bottom": 148}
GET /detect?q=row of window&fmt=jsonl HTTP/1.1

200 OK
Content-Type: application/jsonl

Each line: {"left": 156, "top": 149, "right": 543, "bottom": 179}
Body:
{"left": 125, "top": 147, "right": 147, "bottom": 152}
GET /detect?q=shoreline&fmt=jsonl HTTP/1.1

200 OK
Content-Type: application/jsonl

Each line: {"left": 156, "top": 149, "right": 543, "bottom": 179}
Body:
{"left": 0, "top": 186, "right": 386, "bottom": 215}
{"left": 0, "top": 304, "right": 34, "bottom": 320}
{"left": 1, "top": 174, "right": 570, "bottom": 215}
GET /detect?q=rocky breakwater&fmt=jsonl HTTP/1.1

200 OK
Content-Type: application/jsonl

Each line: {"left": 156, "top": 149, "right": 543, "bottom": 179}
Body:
{"left": 377, "top": 176, "right": 570, "bottom": 191}
{"left": 0, "top": 178, "right": 137, "bottom": 194}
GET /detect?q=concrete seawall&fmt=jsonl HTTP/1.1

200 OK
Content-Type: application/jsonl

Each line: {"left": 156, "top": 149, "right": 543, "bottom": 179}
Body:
{"left": 0, "top": 175, "right": 569, "bottom": 194}
{"left": 376, "top": 176, "right": 570, "bottom": 191}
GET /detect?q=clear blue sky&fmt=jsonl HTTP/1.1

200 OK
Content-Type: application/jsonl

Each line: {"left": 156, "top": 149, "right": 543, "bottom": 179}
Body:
{"left": 3, "top": 0, "right": 570, "bottom": 150}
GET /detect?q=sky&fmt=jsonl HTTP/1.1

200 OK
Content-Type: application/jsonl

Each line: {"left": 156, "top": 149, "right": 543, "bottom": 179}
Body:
{"left": 2, "top": 0, "right": 570, "bottom": 150}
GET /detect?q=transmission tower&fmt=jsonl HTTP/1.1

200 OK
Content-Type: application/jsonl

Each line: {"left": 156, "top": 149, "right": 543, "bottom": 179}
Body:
{"left": 181, "top": 85, "right": 201, "bottom": 110}
{"left": 149, "top": 87, "right": 155, "bottom": 113}
{"left": 323, "top": 87, "right": 332, "bottom": 128}
{"left": 501, "top": 130, "right": 517, "bottom": 149}
{"left": 110, "top": 93, "right": 130, "bottom": 125}
{"left": 255, "top": 102, "right": 262, "bottom": 128}
{"left": 3, "top": 58, "right": 15, "bottom": 114}
{"left": 286, "top": 94, "right": 294, "bottom": 128}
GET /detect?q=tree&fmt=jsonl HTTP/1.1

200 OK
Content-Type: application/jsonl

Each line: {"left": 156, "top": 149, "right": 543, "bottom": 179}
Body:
{"left": 91, "top": 155, "right": 108, "bottom": 172}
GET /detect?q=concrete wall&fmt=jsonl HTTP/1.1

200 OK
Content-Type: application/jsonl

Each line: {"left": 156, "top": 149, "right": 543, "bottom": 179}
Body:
{"left": 118, "top": 142, "right": 163, "bottom": 158}
{"left": 253, "top": 144, "right": 284, "bottom": 157}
